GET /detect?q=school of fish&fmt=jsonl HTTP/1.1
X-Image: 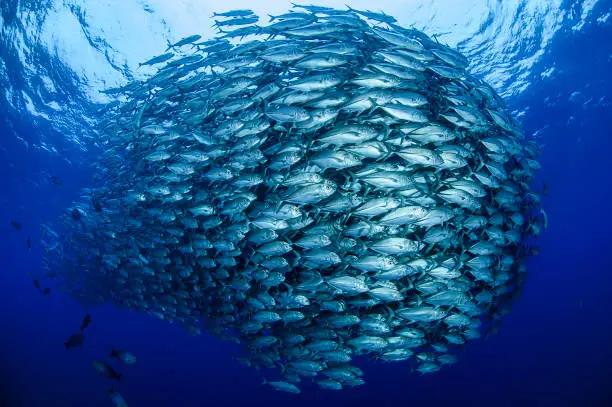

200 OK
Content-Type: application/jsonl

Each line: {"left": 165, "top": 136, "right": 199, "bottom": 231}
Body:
{"left": 41, "top": 4, "right": 545, "bottom": 393}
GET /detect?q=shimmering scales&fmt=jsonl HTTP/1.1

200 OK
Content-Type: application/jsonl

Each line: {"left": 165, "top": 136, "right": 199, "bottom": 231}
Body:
{"left": 42, "top": 4, "right": 544, "bottom": 395}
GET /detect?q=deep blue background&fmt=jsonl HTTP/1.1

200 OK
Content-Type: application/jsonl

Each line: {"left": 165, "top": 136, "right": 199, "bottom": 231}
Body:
{"left": 1, "top": 4, "right": 612, "bottom": 407}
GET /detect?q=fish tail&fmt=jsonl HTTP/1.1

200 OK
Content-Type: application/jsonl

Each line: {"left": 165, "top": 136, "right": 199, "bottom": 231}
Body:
{"left": 474, "top": 153, "right": 485, "bottom": 172}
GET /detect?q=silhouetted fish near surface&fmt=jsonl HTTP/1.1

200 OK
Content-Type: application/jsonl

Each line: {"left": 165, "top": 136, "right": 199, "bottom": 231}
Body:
{"left": 27, "top": 237, "right": 31, "bottom": 249}
{"left": 80, "top": 314, "right": 92, "bottom": 331}
{"left": 92, "top": 361, "right": 122, "bottom": 381}
{"left": 110, "top": 349, "right": 136, "bottom": 365}
{"left": 42, "top": 288, "right": 51, "bottom": 295}
{"left": 33, "top": 280, "right": 40, "bottom": 290}
{"left": 138, "top": 52, "right": 174, "bottom": 67}
{"left": 64, "top": 333, "right": 84, "bottom": 350}
{"left": 10, "top": 220, "right": 22, "bottom": 230}
{"left": 109, "top": 385, "right": 128, "bottom": 407}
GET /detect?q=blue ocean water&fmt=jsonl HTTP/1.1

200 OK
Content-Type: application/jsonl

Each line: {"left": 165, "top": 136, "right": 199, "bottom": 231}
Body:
{"left": 1, "top": 1, "right": 611, "bottom": 406}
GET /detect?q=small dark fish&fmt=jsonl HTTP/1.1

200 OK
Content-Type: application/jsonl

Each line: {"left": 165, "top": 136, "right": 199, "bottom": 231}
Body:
{"left": 64, "top": 333, "right": 84, "bottom": 350}
{"left": 71, "top": 209, "right": 82, "bottom": 221}
{"left": 542, "top": 182, "right": 548, "bottom": 196}
{"left": 27, "top": 237, "right": 31, "bottom": 249}
{"left": 92, "top": 197, "right": 103, "bottom": 212}
{"left": 10, "top": 220, "right": 22, "bottom": 230}
{"left": 485, "top": 321, "right": 502, "bottom": 339}
{"left": 50, "top": 175, "right": 63, "bottom": 186}
{"left": 42, "top": 288, "right": 51, "bottom": 295}
{"left": 92, "top": 361, "right": 122, "bottom": 381}
{"left": 33, "top": 280, "right": 40, "bottom": 290}
{"left": 80, "top": 313, "right": 92, "bottom": 331}
{"left": 110, "top": 349, "right": 136, "bottom": 365}
{"left": 139, "top": 52, "right": 174, "bottom": 67}
{"left": 109, "top": 385, "right": 128, "bottom": 407}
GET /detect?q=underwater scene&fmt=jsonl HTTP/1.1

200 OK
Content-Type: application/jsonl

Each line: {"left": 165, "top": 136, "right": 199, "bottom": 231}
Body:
{"left": 1, "top": 1, "right": 611, "bottom": 406}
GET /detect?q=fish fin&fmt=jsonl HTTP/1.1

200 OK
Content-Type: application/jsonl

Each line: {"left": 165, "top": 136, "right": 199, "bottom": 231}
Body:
{"left": 414, "top": 294, "right": 423, "bottom": 307}
{"left": 377, "top": 151, "right": 393, "bottom": 162}
{"left": 474, "top": 154, "right": 485, "bottom": 172}
{"left": 383, "top": 305, "right": 395, "bottom": 322}
{"left": 362, "top": 183, "right": 372, "bottom": 198}
{"left": 342, "top": 213, "right": 351, "bottom": 224}
{"left": 365, "top": 103, "right": 379, "bottom": 117}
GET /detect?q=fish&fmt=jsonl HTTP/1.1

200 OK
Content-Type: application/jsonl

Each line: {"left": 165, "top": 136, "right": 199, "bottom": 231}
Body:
{"left": 263, "top": 379, "right": 300, "bottom": 393}
{"left": 10, "top": 220, "right": 22, "bottom": 230}
{"left": 33, "top": 280, "right": 40, "bottom": 290}
{"left": 109, "top": 385, "right": 128, "bottom": 407}
{"left": 41, "top": 4, "right": 543, "bottom": 394}
{"left": 27, "top": 237, "right": 31, "bottom": 249}
{"left": 138, "top": 52, "right": 174, "bottom": 67}
{"left": 50, "top": 175, "right": 63, "bottom": 186}
{"left": 92, "top": 196, "right": 103, "bottom": 212}
{"left": 80, "top": 314, "right": 92, "bottom": 331}
{"left": 64, "top": 333, "right": 84, "bottom": 350}
{"left": 42, "top": 288, "right": 51, "bottom": 295}
{"left": 212, "top": 9, "right": 254, "bottom": 18}
{"left": 166, "top": 35, "right": 202, "bottom": 50}
{"left": 92, "top": 361, "right": 122, "bottom": 381}
{"left": 110, "top": 349, "right": 136, "bottom": 365}
{"left": 71, "top": 209, "right": 82, "bottom": 221}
